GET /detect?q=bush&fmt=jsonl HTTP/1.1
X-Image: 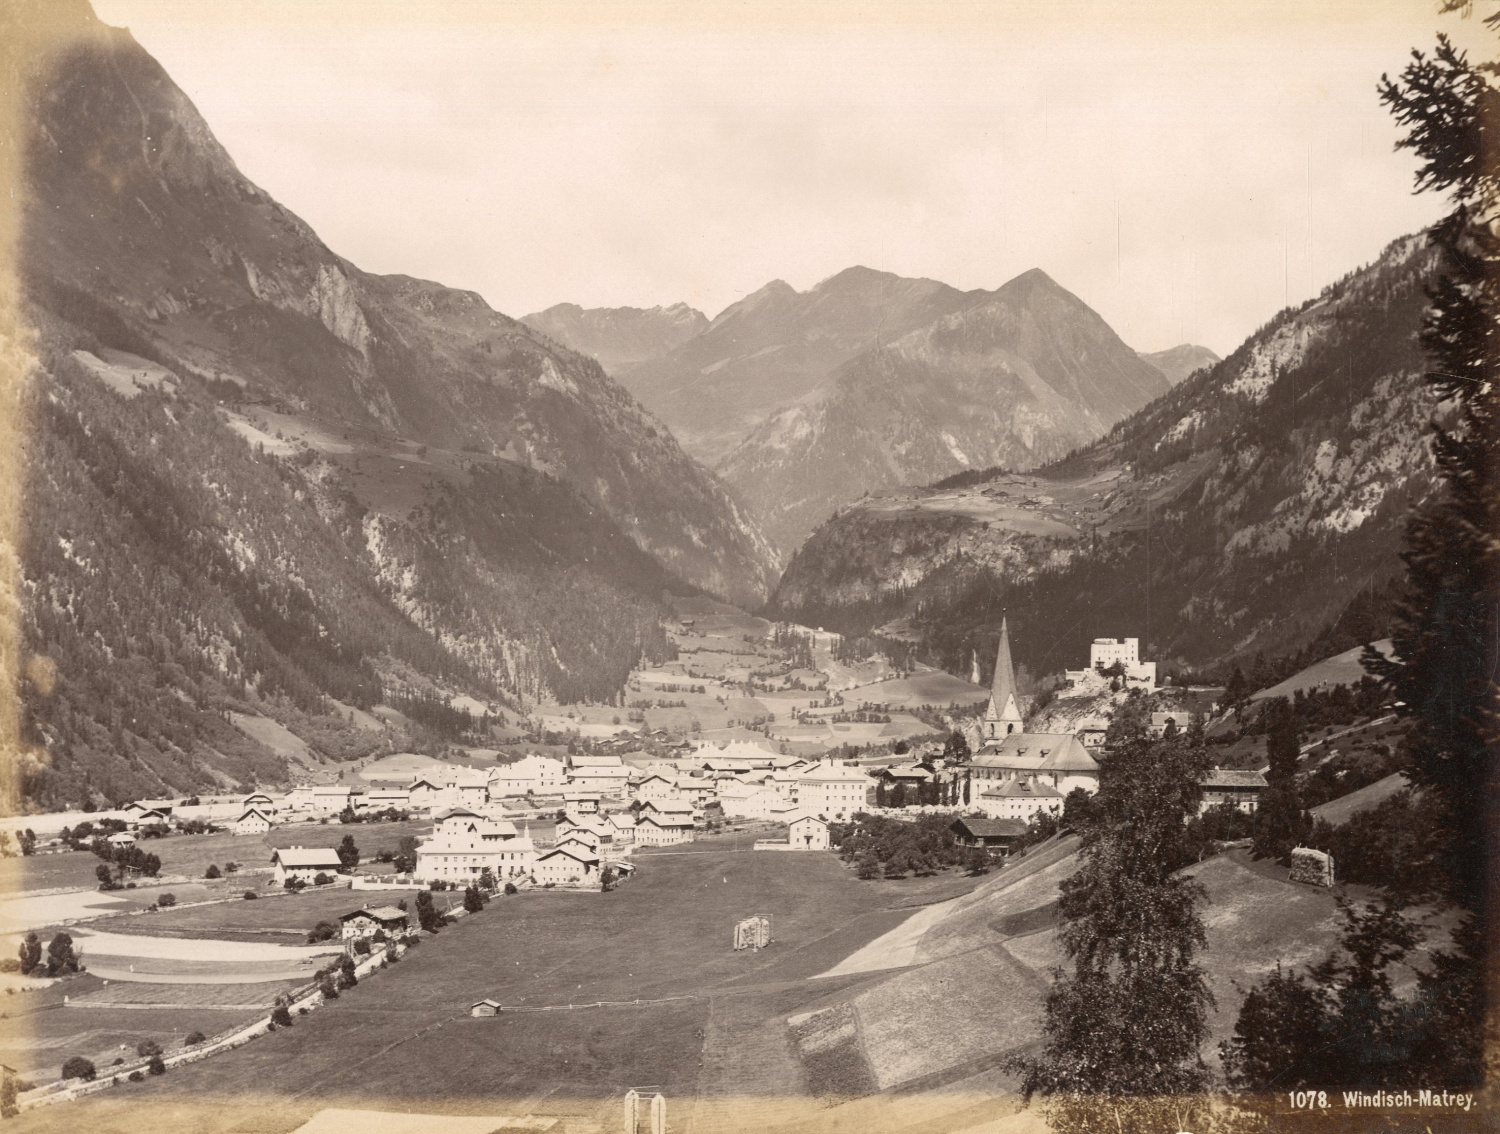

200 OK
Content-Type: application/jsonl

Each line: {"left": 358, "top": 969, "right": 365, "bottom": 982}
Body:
{"left": 503, "top": 882, "right": 518, "bottom": 895}
{"left": 312, "top": 873, "right": 333, "bottom": 886}
{"left": 156, "top": 893, "right": 176, "bottom": 908}
{"left": 352, "top": 938, "right": 371, "bottom": 955}
{"left": 136, "top": 1040, "right": 162, "bottom": 1059}
{"left": 204, "top": 865, "right": 221, "bottom": 879}
{"left": 319, "top": 977, "right": 338, "bottom": 1000}
{"left": 60, "top": 1057, "right": 96, "bottom": 1082}
{"left": 242, "top": 890, "right": 258, "bottom": 900}
{"left": 270, "top": 1005, "right": 293, "bottom": 1027}
{"left": 306, "top": 921, "right": 339, "bottom": 944}
{"left": 184, "top": 1031, "right": 205, "bottom": 1045}
{"left": 128, "top": 1071, "right": 144, "bottom": 1083}
{"left": 0, "top": 958, "right": 18, "bottom": 974}
{"left": 147, "top": 1055, "right": 165, "bottom": 1076}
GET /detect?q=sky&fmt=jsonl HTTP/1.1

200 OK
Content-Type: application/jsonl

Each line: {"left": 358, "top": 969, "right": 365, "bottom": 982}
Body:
{"left": 90, "top": 0, "right": 1485, "bottom": 356}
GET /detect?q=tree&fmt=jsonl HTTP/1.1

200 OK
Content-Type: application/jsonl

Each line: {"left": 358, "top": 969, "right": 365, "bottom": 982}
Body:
{"left": 271, "top": 1004, "right": 293, "bottom": 1028}
{"left": 46, "top": 933, "right": 79, "bottom": 976}
{"left": 95, "top": 863, "right": 113, "bottom": 889}
{"left": 19, "top": 829, "right": 35, "bottom": 857}
{"left": 307, "top": 921, "right": 339, "bottom": 944}
{"left": 204, "top": 864, "right": 221, "bottom": 879}
{"left": 415, "top": 889, "right": 442, "bottom": 932}
{"left": 147, "top": 1055, "right": 166, "bottom": 1076}
{"left": 337, "top": 834, "right": 360, "bottom": 871}
{"left": 393, "top": 835, "right": 419, "bottom": 875}
{"left": 60, "top": 1057, "right": 95, "bottom": 1082}
{"left": 136, "top": 1040, "right": 162, "bottom": 1059}
{"left": 156, "top": 892, "right": 176, "bottom": 908}
{"left": 1009, "top": 711, "right": 1213, "bottom": 1134}
{"left": 478, "top": 867, "right": 496, "bottom": 893}
{"left": 600, "top": 866, "right": 618, "bottom": 891}
{"left": 1252, "top": 698, "right": 1306, "bottom": 864}
{"left": 963, "top": 847, "right": 991, "bottom": 876}
{"left": 462, "top": 885, "right": 484, "bottom": 913}
{"left": 942, "top": 729, "right": 970, "bottom": 764}
{"left": 17, "top": 933, "right": 40, "bottom": 975}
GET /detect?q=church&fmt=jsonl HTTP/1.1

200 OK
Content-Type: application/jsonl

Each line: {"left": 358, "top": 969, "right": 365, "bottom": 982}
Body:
{"left": 966, "top": 618, "right": 1101, "bottom": 821}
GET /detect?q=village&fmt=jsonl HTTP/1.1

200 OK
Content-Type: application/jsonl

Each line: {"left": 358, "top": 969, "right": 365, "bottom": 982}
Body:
{"left": 0, "top": 605, "right": 1398, "bottom": 1123}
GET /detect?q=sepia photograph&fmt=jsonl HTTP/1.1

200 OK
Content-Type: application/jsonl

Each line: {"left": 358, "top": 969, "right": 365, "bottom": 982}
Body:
{"left": 0, "top": 1, "right": 1493, "bottom": 1132}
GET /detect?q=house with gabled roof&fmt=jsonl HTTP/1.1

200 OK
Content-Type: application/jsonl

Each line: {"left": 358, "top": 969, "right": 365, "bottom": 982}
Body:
{"left": 533, "top": 844, "right": 601, "bottom": 885}
{"left": 271, "top": 846, "right": 344, "bottom": 884}
{"left": 338, "top": 906, "right": 408, "bottom": 944}
{"left": 1199, "top": 768, "right": 1268, "bottom": 814}
{"left": 416, "top": 807, "right": 535, "bottom": 883}
{"left": 233, "top": 807, "right": 274, "bottom": 836}
{"left": 950, "top": 815, "right": 1028, "bottom": 852}
{"left": 975, "top": 777, "right": 1063, "bottom": 822}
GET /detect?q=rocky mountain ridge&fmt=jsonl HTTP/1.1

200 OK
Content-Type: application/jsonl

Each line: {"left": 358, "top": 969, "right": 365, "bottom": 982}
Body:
{"left": 521, "top": 301, "right": 708, "bottom": 373}
{"left": 718, "top": 268, "right": 1173, "bottom": 554}
{"left": 770, "top": 233, "right": 1441, "bottom": 679}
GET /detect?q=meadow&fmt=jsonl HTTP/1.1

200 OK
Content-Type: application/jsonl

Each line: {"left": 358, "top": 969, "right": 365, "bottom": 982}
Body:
{"left": 5, "top": 842, "right": 985, "bottom": 1132}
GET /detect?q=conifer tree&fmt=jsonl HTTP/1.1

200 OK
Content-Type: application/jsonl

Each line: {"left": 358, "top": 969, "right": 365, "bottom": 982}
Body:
{"left": 1252, "top": 699, "right": 1305, "bottom": 865}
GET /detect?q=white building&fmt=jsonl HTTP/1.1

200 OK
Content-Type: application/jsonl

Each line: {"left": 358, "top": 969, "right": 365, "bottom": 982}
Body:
{"left": 606, "top": 812, "right": 637, "bottom": 843}
{"left": 311, "top": 785, "right": 353, "bottom": 814}
{"left": 339, "top": 906, "right": 408, "bottom": 945}
{"left": 636, "top": 801, "right": 696, "bottom": 846}
{"left": 969, "top": 733, "right": 1100, "bottom": 800}
{"left": 566, "top": 754, "right": 632, "bottom": 795}
{"left": 716, "top": 782, "right": 782, "bottom": 819}
{"left": 232, "top": 807, "right": 273, "bottom": 836}
{"left": 271, "top": 846, "right": 344, "bottom": 885}
{"left": 794, "top": 761, "right": 871, "bottom": 821}
{"left": 360, "top": 788, "right": 411, "bottom": 812}
{"left": 690, "top": 739, "right": 778, "bottom": 770}
{"left": 415, "top": 807, "right": 536, "bottom": 883}
{"left": 487, "top": 754, "right": 566, "bottom": 798}
{"left": 241, "top": 791, "right": 277, "bottom": 815}
{"left": 533, "top": 845, "right": 601, "bottom": 885}
{"left": 975, "top": 777, "right": 1064, "bottom": 822}
{"left": 1065, "top": 637, "right": 1157, "bottom": 691}
{"left": 787, "top": 812, "right": 830, "bottom": 850}
{"left": 634, "top": 774, "right": 682, "bottom": 807}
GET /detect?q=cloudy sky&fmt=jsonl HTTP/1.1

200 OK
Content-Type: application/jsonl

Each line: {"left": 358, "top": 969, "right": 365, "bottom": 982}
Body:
{"left": 93, "top": 0, "right": 1480, "bottom": 355}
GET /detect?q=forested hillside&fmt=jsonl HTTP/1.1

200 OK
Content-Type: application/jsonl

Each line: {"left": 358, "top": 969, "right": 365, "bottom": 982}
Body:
{"left": 771, "top": 234, "right": 1441, "bottom": 680}
{"left": 5, "top": 2, "right": 766, "bottom": 809}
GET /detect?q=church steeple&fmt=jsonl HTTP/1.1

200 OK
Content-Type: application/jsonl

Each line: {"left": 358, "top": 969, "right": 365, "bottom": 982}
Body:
{"left": 984, "top": 617, "right": 1023, "bottom": 740}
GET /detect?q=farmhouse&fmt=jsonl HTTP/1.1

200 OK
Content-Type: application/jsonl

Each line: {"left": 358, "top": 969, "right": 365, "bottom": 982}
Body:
{"left": 1199, "top": 768, "right": 1268, "bottom": 814}
{"left": 415, "top": 807, "right": 536, "bottom": 882}
{"left": 470, "top": 999, "right": 501, "bottom": 1017}
{"left": 795, "top": 761, "right": 871, "bottom": 821}
{"left": 950, "top": 816, "right": 1028, "bottom": 853}
{"left": 533, "top": 844, "right": 601, "bottom": 885}
{"left": 339, "top": 905, "right": 409, "bottom": 945}
{"left": 232, "top": 807, "right": 274, "bottom": 836}
{"left": 128, "top": 808, "right": 171, "bottom": 832}
{"left": 241, "top": 791, "right": 277, "bottom": 814}
{"left": 487, "top": 754, "right": 566, "bottom": 797}
{"left": 271, "top": 846, "right": 344, "bottom": 885}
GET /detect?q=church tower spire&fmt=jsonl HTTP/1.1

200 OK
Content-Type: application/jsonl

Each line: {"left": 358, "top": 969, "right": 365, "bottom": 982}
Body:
{"left": 983, "top": 617, "right": 1023, "bottom": 742}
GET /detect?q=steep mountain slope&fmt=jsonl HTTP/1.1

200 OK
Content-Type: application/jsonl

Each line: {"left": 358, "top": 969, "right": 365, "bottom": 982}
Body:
{"left": 20, "top": 4, "right": 776, "bottom": 607}
{"left": 771, "top": 234, "right": 1440, "bottom": 678}
{"left": 520, "top": 302, "right": 708, "bottom": 373}
{"left": 1139, "top": 343, "right": 1220, "bottom": 386}
{"left": 614, "top": 266, "right": 975, "bottom": 460}
{"left": 721, "top": 270, "right": 1173, "bottom": 555}
{"left": 5, "top": 2, "right": 774, "bottom": 809}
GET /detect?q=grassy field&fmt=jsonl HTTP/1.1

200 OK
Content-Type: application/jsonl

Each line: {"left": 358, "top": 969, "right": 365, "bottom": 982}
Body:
{"left": 7, "top": 844, "right": 980, "bottom": 1129}
{"left": 82, "top": 885, "right": 428, "bottom": 943}
{"left": 1, "top": 820, "right": 435, "bottom": 897}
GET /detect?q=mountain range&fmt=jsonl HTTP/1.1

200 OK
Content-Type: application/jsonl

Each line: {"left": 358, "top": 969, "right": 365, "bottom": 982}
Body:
{"left": 8, "top": 2, "right": 776, "bottom": 807}
{"left": 536, "top": 268, "right": 1213, "bottom": 555}
{"left": 521, "top": 302, "right": 708, "bottom": 373}
{"left": 768, "top": 233, "right": 1440, "bottom": 679}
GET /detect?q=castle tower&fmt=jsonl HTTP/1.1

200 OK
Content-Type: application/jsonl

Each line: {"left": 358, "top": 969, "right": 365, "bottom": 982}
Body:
{"left": 983, "top": 618, "right": 1024, "bottom": 742}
